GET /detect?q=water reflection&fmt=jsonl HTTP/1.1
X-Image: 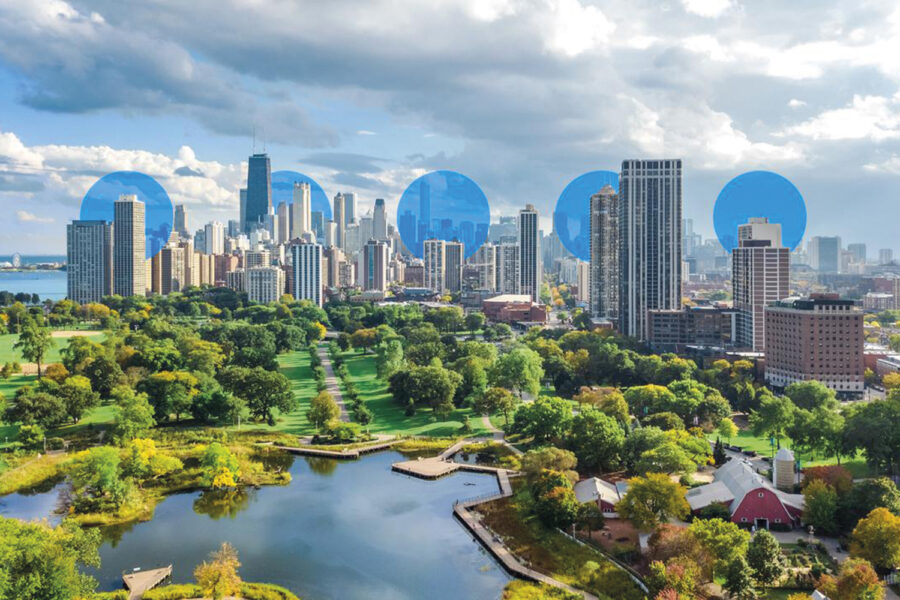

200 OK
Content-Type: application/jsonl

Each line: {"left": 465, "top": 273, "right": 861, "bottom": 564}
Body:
{"left": 305, "top": 456, "right": 338, "bottom": 476}
{"left": 193, "top": 489, "right": 254, "bottom": 520}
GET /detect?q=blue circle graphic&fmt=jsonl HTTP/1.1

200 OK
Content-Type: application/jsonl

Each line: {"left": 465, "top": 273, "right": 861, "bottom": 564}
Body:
{"left": 271, "top": 170, "right": 331, "bottom": 221}
{"left": 713, "top": 171, "right": 806, "bottom": 252}
{"left": 79, "top": 171, "right": 173, "bottom": 260}
{"left": 553, "top": 170, "right": 619, "bottom": 261}
{"left": 396, "top": 170, "right": 490, "bottom": 259}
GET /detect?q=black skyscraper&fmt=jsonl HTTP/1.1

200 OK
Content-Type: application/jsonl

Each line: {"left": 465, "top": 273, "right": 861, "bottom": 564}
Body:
{"left": 244, "top": 153, "right": 271, "bottom": 233}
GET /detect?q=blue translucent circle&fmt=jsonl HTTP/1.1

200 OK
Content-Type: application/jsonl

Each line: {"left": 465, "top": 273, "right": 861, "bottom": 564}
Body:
{"left": 271, "top": 170, "right": 331, "bottom": 220}
{"left": 553, "top": 170, "right": 619, "bottom": 261}
{"left": 79, "top": 171, "right": 173, "bottom": 260}
{"left": 396, "top": 170, "right": 490, "bottom": 259}
{"left": 714, "top": 171, "right": 806, "bottom": 252}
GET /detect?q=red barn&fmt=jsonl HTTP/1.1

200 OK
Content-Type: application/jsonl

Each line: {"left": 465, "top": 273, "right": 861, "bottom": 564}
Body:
{"left": 574, "top": 477, "right": 627, "bottom": 516}
{"left": 685, "top": 458, "right": 804, "bottom": 530}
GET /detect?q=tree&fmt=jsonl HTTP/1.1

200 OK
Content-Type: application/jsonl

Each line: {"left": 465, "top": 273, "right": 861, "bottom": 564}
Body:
{"left": 624, "top": 385, "right": 676, "bottom": 418}
{"left": 489, "top": 346, "right": 544, "bottom": 398}
{"left": 375, "top": 339, "right": 404, "bottom": 379}
{"left": 201, "top": 443, "right": 241, "bottom": 489}
{"left": 850, "top": 507, "right": 900, "bottom": 570}
{"left": 723, "top": 556, "right": 757, "bottom": 600}
{"left": 112, "top": 387, "right": 156, "bottom": 443}
{"left": 13, "top": 319, "right": 54, "bottom": 380}
{"left": 576, "top": 502, "right": 605, "bottom": 537}
{"left": 572, "top": 388, "right": 630, "bottom": 425}
{"left": 519, "top": 447, "right": 579, "bottom": 483}
{"left": 844, "top": 394, "right": 900, "bottom": 475}
{"left": 464, "top": 312, "right": 485, "bottom": 332}
{"left": 785, "top": 380, "right": 837, "bottom": 411}
{"left": 717, "top": 417, "right": 738, "bottom": 442}
{"left": 43, "top": 363, "right": 69, "bottom": 384}
{"left": 511, "top": 396, "right": 573, "bottom": 443}
{"left": 4, "top": 386, "right": 67, "bottom": 429}
{"left": 68, "top": 446, "right": 128, "bottom": 510}
{"left": 637, "top": 442, "right": 696, "bottom": 475}
{"left": 623, "top": 426, "right": 669, "bottom": 471}
{"left": 839, "top": 478, "right": 900, "bottom": 532}
{"left": 803, "top": 480, "right": 839, "bottom": 536}
{"left": 121, "top": 438, "right": 182, "bottom": 483}
{"left": 568, "top": 407, "right": 625, "bottom": 471}
{"left": 746, "top": 530, "right": 784, "bottom": 585}
{"left": 391, "top": 364, "right": 461, "bottom": 416}
{"left": 647, "top": 557, "right": 701, "bottom": 599}
{"left": 689, "top": 518, "right": 750, "bottom": 575}
{"left": 642, "top": 412, "right": 685, "bottom": 431}
{"left": 816, "top": 558, "right": 885, "bottom": 600}
{"left": 350, "top": 328, "right": 378, "bottom": 353}
{"left": 749, "top": 394, "right": 795, "bottom": 447}
{"left": 615, "top": 473, "right": 690, "bottom": 531}
{"left": 219, "top": 366, "right": 295, "bottom": 425}
{"left": 307, "top": 391, "right": 340, "bottom": 432}
{"left": 57, "top": 375, "right": 100, "bottom": 424}
{"left": 0, "top": 516, "right": 102, "bottom": 600}
{"left": 474, "top": 387, "right": 518, "bottom": 425}
{"left": 194, "top": 542, "right": 242, "bottom": 600}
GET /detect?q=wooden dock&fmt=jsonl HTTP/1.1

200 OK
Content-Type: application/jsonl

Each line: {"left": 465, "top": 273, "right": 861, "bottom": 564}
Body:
{"left": 274, "top": 439, "right": 399, "bottom": 459}
{"left": 122, "top": 565, "right": 172, "bottom": 599}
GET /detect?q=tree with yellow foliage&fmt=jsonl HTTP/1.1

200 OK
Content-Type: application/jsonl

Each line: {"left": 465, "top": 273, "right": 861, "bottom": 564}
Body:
{"left": 200, "top": 442, "right": 241, "bottom": 490}
{"left": 194, "top": 542, "right": 242, "bottom": 600}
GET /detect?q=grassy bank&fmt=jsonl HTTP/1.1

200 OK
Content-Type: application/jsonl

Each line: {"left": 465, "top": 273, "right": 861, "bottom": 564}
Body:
{"left": 0, "top": 330, "right": 104, "bottom": 365}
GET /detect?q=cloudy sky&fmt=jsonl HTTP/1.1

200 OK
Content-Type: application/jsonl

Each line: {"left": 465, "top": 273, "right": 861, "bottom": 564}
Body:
{"left": 1, "top": 0, "right": 899, "bottom": 254}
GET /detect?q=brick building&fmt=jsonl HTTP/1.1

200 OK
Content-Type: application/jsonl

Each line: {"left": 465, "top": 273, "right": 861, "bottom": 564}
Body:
{"left": 482, "top": 294, "right": 547, "bottom": 324}
{"left": 647, "top": 306, "right": 736, "bottom": 353}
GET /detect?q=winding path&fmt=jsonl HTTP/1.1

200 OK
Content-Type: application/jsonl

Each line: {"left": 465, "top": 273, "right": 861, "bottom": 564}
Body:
{"left": 318, "top": 345, "right": 350, "bottom": 422}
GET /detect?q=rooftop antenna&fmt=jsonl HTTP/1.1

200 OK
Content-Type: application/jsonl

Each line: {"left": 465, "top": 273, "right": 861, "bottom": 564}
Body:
{"left": 252, "top": 126, "right": 256, "bottom": 154}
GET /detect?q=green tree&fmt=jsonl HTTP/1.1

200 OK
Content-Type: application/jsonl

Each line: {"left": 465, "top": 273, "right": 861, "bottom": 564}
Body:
{"left": 219, "top": 366, "right": 295, "bottom": 425}
{"left": 4, "top": 386, "right": 67, "bottom": 429}
{"left": 57, "top": 375, "right": 100, "bottom": 424}
{"left": 615, "top": 473, "right": 690, "bottom": 531}
{"left": 839, "top": 478, "right": 900, "bottom": 532}
{"left": 723, "top": 556, "right": 757, "bottom": 600}
{"left": 112, "top": 386, "right": 156, "bottom": 443}
{"left": 201, "top": 442, "right": 241, "bottom": 489}
{"left": 489, "top": 346, "right": 544, "bottom": 398}
{"left": 623, "top": 385, "right": 676, "bottom": 418}
{"left": 68, "top": 446, "right": 128, "bottom": 509}
{"left": 0, "top": 516, "right": 102, "bottom": 600}
{"left": 518, "top": 447, "right": 578, "bottom": 483}
{"left": 511, "top": 396, "right": 572, "bottom": 443}
{"left": 844, "top": 394, "right": 900, "bottom": 475}
{"left": 636, "top": 441, "right": 696, "bottom": 475}
{"left": 749, "top": 394, "right": 795, "bottom": 448}
{"left": 474, "top": 386, "right": 518, "bottom": 425}
{"left": 576, "top": 502, "right": 605, "bottom": 537}
{"left": 375, "top": 339, "right": 404, "bottom": 379}
{"left": 307, "top": 391, "right": 340, "bottom": 432}
{"left": 13, "top": 318, "right": 54, "bottom": 380}
{"left": 137, "top": 370, "right": 199, "bottom": 422}
{"left": 717, "top": 417, "right": 738, "bottom": 442}
{"left": 464, "top": 311, "right": 485, "bottom": 332}
{"left": 688, "top": 518, "right": 750, "bottom": 576}
{"left": 350, "top": 328, "right": 378, "bottom": 353}
{"left": 803, "top": 479, "right": 839, "bottom": 536}
{"left": 746, "top": 530, "right": 784, "bottom": 585}
{"left": 785, "top": 380, "right": 837, "bottom": 411}
{"left": 568, "top": 407, "right": 625, "bottom": 471}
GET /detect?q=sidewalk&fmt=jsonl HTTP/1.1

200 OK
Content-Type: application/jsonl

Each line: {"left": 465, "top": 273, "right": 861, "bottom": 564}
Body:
{"left": 318, "top": 345, "right": 349, "bottom": 422}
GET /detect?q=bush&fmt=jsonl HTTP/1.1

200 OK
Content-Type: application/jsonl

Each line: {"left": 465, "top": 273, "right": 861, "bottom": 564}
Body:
{"left": 91, "top": 591, "right": 129, "bottom": 600}
{"left": 240, "top": 582, "right": 301, "bottom": 600}
{"left": 143, "top": 584, "right": 204, "bottom": 600}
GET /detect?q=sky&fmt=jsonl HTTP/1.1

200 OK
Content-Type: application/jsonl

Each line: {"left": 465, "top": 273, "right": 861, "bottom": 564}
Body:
{"left": 0, "top": 0, "right": 899, "bottom": 254}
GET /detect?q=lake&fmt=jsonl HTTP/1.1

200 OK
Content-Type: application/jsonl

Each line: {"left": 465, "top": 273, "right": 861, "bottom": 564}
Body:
{"left": 0, "top": 450, "right": 510, "bottom": 600}
{"left": 0, "top": 270, "right": 67, "bottom": 301}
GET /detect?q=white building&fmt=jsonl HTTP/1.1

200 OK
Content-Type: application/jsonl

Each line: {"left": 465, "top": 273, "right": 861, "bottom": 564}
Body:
{"left": 246, "top": 266, "right": 285, "bottom": 304}
{"left": 291, "top": 241, "right": 323, "bottom": 306}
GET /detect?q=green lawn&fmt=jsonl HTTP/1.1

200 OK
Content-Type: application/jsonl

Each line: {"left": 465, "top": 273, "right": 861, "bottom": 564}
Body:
{"left": 709, "top": 429, "right": 874, "bottom": 478}
{"left": 338, "top": 350, "right": 491, "bottom": 437}
{"left": 0, "top": 331, "right": 104, "bottom": 365}
{"left": 268, "top": 349, "right": 320, "bottom": 436}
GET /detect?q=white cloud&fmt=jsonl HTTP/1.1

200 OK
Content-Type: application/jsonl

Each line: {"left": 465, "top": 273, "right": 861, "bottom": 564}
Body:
{"left": 864, "top": 155, "right": 900, "bottom": 174}
{"left": 16, "top": 210, "right": 53, "bottom": 223}
{"left": 788, "top": 99, "right": 806, "bottom": 108}
{"left": 780, "top": 94, "right": 900, "bottom": 141}
{"left": 543, "top": 0, "right": 615, "bottom": 57}
{"left": 681, "top": 0, "right": 733, "bottom": 19}
{"left": 357, "top": 130, "right": 377, "bottom": 136}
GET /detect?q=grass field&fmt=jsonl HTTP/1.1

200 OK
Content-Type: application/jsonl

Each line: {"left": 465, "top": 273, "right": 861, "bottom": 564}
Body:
{"left": 338, "top": 350, "right": 491, "bottom": 437}
{"left": 709, "top": 428, "right": 874, "bottom": 478}
{"left": 266, "top": 349, "right": 320, "bottom": 436}
{"left": 0, "top": 331, "right": 104, "bottom": 365}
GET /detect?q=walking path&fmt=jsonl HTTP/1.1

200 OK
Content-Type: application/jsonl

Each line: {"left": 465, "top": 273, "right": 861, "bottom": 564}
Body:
{"left": 275, "top": 435, "right": 398, "bottom": 459}
{"left": 122, "top": 565, "right": 172, "bottom": 599}
{"left": 318, "top": 345, "right": 349, "bottom": 422}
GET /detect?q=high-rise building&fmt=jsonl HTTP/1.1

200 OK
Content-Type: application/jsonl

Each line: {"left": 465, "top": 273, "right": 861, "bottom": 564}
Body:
{"left": 496, "top": 241, "right": 519, "bottom": 294}
{"left": 204, "top": 221, "right": 225, "bottom": 255}
{"left": 808, "top": 236, "right": 841, "bottom": 273}
{"left": 276, "top": 202, "right": 290, "bottom": 243}
{"left": 291, "top": 241, "right": 323, "bottom": 306}
{"left": 239, "top": 189, "right": 247, "bottom": 232}
{"left": 765, "top": 295, "right": 864, "bottom": 395}
{"left": 311, "top": 211, "right": 325, "bottom": 242}
{"left": 67, "top": 220, "right": 113, "bottom": 304}
{"left": 589, "top": 184, "right": 618, "bottom": 319}
{"left": 324, "top": 220, "right": 337, "bottom": 248}
{"left": 373, "top": 198, "right": 387, "bottom": 240}
{"left": 333, "top": 194, "right": 346, "bottom": 249}
{"left": 618, "top": 159, "right": 683, "bottom": 340}
{"left": 291, "top": 182, "right": 312, "bottom": 239}
{"left": 160, "top": 245, "right": 187, "bottom": 294}
{"left": 879, "top": 248, "right": 894, "bottom": 265}
{"left": 244, "top": 250, "right": 271, "bottom": 269}
{"left": 362, "top": 239, "right": 389, "bottom": 292}
{"left": 468, "top": 243, "right": 496, "bottom": 291}
{"left": 732, "top": 218, "right": 790, "bottom": 351}
{"left": 113, "top": 194, "right": 146, "bottom": 297}
{"left": 246, "top": 266, "right": 284, "bottom": 304}
{"left": 244, "top": 153, "right": 271, "bottom": 233}
{"left": 445, "top": 240, "right": 464, "bottom": 293}
{"left": 323, "top": 246, "right": 344, "bottom": 289}
{"left": 174, "top": 205, "right": 188, "bottom": 238}
{"left": 518, "top": 205, "right": 540, "bottom": 302}
{"left": 576, "top": 260, "right": 590, "bottom": 304}
{"left": 847, "top": 243, "right": 866, "bottom": 264}
{"left": 343, "top": 192, "right": 357, "bottom": 226}
{"left": 423, "top": 238, "right": 446, "bottom": 293}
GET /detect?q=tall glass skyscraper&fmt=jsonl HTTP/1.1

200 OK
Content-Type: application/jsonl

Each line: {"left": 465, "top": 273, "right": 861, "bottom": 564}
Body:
{"left": 244, "top": 153, "right": 271, "bottom": 233}
{"left": 67, "top": 220, "right": 113, "bottom": 304}
{"left": 113, "top": 194, "right": 146, "bottom": 297}
{"left": 518, "top": 205, "right": 540, "bottom": 302}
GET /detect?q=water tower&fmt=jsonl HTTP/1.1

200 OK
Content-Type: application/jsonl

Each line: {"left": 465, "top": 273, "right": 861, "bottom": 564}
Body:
{"left": 773, "top": 447, "right": 796, "bottom": 491}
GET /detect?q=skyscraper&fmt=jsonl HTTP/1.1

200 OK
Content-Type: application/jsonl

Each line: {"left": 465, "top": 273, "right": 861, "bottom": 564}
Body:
{"left": 362, "top": 239, "right": 389, "bottom": 292}
{"left": 160, "top": 244, "right": 186, "bottom": 294}
{"left": 496, "top": 241, "right": 519, "bottom": 294}
{"left": 445, "top": 240, "right": 464, "bottom": 293}
{"left": 879, "top": 248, "right": 894, "bottom": 265}
{"left": 204, "top": 221, "right": 225, "bottom": 255}
{"left": 518, "top": 205, "right": 540, "bottom": 302}
{"left": 174, "top": 205, "right": 188, "bottom": 238}
{"left": 373, "top": 198, "right": 387, "bottom": 240}
{"left": 423, "top": 238, "right": 446, "bottom": 293}
{"left": 244, "top": 153, "right": 271, "bottom": 233}
{"left": 333, "top": 193, "right": 346, "bottom": 249}
{"left": 239, "top": 189, "right": 247, "bottom": 232}
{"left": 469, "top": 243, "right": 496, "bottom": 291}
{"left": 113, "top": 194, "right": 146, "bottom": 297}
{"left": 310, "top": 211, "right": 325, "bottom": 242}
{"left": 323, "top": 246, "right": 344, "bottom": 289}
{"left": 276, "top": 201, "right": 290, "bottom": 243}
{"left": 589, "top": 185, "right": 618, "bottom": 319}
{"left": 291, "top": 182, "right": 312, "bottom": 239}
{"left": 619, "top": 159, "right": 683, "bottom": 340}
{"left": 732, "top": 218, "right": 789, "bottom": 351}
{"left": 847, "top": 243, "right": 866, "bottom": 264}
{"left": 291, "top": 241, "right": 323, "bottom": 306}
{"left": 246, "top": 266, "right": 284, "bottom": 304}
{"left": 67, "top": 220, "right": 113, "bottom": 304}
{"left": 808, "top": 236, "right": 841, "bottom": 273}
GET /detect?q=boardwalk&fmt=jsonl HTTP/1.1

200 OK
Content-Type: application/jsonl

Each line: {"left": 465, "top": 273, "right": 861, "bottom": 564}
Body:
{"left": 122, "top": 565, "right": 172, "bottom": 599}
{"left": 276, "top": 437, "right": 399, "bottom": 459}
{"left": 318, "top": 345, "right": 349, "bottom": 422}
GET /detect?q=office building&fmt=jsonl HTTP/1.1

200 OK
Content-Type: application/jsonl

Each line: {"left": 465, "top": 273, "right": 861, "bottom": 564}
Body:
{"left": 244, "top": 250, "right": 270, "bottom": 269}
{"left": 323, "top": 246, "right": 344, "bottom": 288}
{"left": 732, "top": 218, "right": 790, "bottom": 351}
{"left": 246, "top": 266, "right": 285, "bottom": 304}
{"left": 291, "top": 182, "right": 312, "bottom": 239}
{"left": 311, "top": 211, "right": 325, "bottom": 242}
{"left": 847, "top": 243, "right": 866, "bottom": 264}
{"left": 589, "top": 184, "right": 618, "bottom": 319}
{"left": 648, "top": 307, "right": 736, "bottom": 353}
{"left": 239, "top": 189, "right": 247, "bottom": 232}
{"left": 879, "top": 248, "right": 894, "bottom": 265}
{"left": 215, "top": 254, "right": 239, "bottom": 284}
{"left": 468, "top": 243, "right": 496, "bottom": 291}
{"left": 808, "top": 236, "right": 841, "bottom": 273}
{"left": 276, "top": 202, "right": 290, "bottom": 243}
{"left": 445, "top": 240, "right": 464, "bottom": 293}
{"left": 243, "top": 153, "right": 271, "bottom": 233}
{"left": 333, "top": 194, "right": 346, "bottom": 249}
{"left": 204, "top": 221, "right": 225, "bottom": 255}
{"left": 291, "top": 241, "right": 323, "bottom": 306}
{"left": 518, "top": 205, "right": 540, "bottom": 302}
{"left": 66, "top": 220, "right": 113, "bottom": 304}
{"left": 113, "top": 194, "right": 146, "bottom": 297}
{"left": 362, "top": 239, "right": 389, "bottom": 292}
{"left": 619, "top": 159, "right": 683, "bottom": 340}
{"left": 160, "top": 245, "right": 187, "bottom": 294}
{"left": 496, "top": 241, "right": 519, "bottom": 294}
{"left": 373, "top": 198, "right": 387, "bottom": 240}
{"left": 174, "top": 205, "right": 188, "bottom": 238}
{"left": 343, "top": 192, "right": 357, "bottom": 226}
{"left": 765, "top": 295, "right": 864, "bottom": 395}
{"left": 423, "top": 238, "right": 446, "bottom": 293}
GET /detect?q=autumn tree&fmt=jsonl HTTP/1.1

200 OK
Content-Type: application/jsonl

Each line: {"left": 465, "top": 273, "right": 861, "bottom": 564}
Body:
{"left": 307, "top": 390, "right": 340, "bottom": 432}
{"left": 850, "top": 507, "right": 900, "bottom": 570}
{"left": 616, "top": 473, "right": 690, "bottom": 531}
{"left": 194, "top": 542, "right": 242, "bottom": 600}
{"left": 816, "top": 558, "right": 885, "bottom": 600}
{"left": 201, "top": 443, "right": 241, "bottom": 489}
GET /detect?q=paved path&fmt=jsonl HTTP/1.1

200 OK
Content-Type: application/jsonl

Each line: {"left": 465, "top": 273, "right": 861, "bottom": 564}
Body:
{"left": 318, "top": 345, "right": 349, "bottom": 422}
{"left": 481, "top": 414, "right": 504, "bottom": 440}
{"left": 123, "top": 565, "right": 172, "bottom": 599}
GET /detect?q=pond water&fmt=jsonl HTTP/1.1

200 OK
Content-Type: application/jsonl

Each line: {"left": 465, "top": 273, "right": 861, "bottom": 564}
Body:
{"left": 1, "top": 451, "right": 510, "bottom": 600}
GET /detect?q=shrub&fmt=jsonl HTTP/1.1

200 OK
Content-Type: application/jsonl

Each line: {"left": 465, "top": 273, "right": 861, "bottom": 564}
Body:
{"left": 143, "top": 584, "right": 204, "bottom": 600}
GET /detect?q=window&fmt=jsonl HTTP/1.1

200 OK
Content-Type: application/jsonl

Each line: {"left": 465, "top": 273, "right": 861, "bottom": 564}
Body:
{"left": 775, "top": 518, "right": 781, "bottom": 523}
{"left": 741, "top": 517, "right": 748, "bottom": 522}
{"left": 758, "top": 492, "right": 764, "bottom": 498}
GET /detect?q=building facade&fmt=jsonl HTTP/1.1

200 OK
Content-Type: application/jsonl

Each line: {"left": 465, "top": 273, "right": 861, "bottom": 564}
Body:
{"left": 113, "top": 194, "right": 146, "bottom": 297}
{"left": 362, "top": 239, "right": 389, "bottom": 292}
{"left": 67, "top": 220, "right": 113, "bottom": 304}
{"left": 518, "top": 205, "right": 540, "bottom": 302}
{"left": 244, "top": 153, "right": 271, "bottom": 233}
{"left": 291, "top": 241, "right": 323, "bottom": 306}
{"left": 445, "top": 240, "right": 464, "bottom": 293}
{"left": 246, "top": 266, "right": 285, "bottom": 304}
{"left": 423, "top": 238, "right": 446, "bottom": 293}
{"left": 589, "top": 184, "right": 618, "bottom": 319}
